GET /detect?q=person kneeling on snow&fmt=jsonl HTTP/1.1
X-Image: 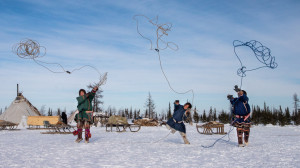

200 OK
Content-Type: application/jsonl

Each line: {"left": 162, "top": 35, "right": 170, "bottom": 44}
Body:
{"left": 73, "top": 86, "right": 98, "bottom": 143}
{"left": 227, "top": 89, "right": 251, "bottom": 147}
{"left": 166, "top": 101, "right": 192, "bottom": 144}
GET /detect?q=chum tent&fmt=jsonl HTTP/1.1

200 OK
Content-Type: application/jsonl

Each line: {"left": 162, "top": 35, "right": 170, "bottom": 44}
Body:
{"left": 67, "top": 110, "right": 78, "bottom": 124}
{"left": 0, "top": 93, "right": 41, "bottom": 124}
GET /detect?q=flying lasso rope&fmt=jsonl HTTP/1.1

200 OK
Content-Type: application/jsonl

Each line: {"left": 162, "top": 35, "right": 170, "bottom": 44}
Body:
{"left": 199, "top": 40, "right": 279, "bottom": 148}
{"left": 233, "top": 40, "right": 277, "bottom": 88}
{"left": 133, "top": 15, "right": 194, "bottom": 105}
{"left": 12, "top": 39, "right": 107, "bottom": 87}
{"left": 201, "top": 125, "right": 234, "bottom": 148}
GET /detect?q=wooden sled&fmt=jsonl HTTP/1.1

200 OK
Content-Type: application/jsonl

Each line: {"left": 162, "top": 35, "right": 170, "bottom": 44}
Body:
{"left": 105, "top": 123, "right": 141, "bottom": 132}
{"left": 41, "top": 123, "right": 76, "bottom": 134}
{"left": 196, "top": 122, "right": 227, "bottom": 135}
{"left": 0, "top": 121, "right": 19, "bottom": 130}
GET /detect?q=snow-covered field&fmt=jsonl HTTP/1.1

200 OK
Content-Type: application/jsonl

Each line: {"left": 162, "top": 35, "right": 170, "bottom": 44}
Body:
{"left": 1, "top": 124, "right": 300, "bottom": 168}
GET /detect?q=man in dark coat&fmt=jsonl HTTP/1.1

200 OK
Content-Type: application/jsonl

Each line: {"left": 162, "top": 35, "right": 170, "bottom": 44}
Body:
{"left": 61, "top": 112, "right": 68, "bottom": 125}
{"left": 228, "top": 90, "right": 251, "bottom": 147}
{"left": 166, "top": 101, "right": 192, "bottom": 144}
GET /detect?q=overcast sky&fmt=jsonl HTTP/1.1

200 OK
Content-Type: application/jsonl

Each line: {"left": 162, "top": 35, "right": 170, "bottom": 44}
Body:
{"left": 0, "top": 0, "right": 299, "bottom": 115}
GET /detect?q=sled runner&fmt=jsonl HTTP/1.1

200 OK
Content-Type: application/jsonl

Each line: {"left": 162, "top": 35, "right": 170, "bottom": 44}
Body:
{"left": 196, "top": 121, "right": 227, "bottom": 135}
{"left": 41, "top": 123, "right": 76, "bottom": 134}
{"left": 105, "top": 123, "right": 141, "bottom": 132}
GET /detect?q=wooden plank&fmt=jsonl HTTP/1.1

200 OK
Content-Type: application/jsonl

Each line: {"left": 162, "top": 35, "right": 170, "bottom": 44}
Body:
{"left": 27, "top": 116, "right": 60, "bottom": 126}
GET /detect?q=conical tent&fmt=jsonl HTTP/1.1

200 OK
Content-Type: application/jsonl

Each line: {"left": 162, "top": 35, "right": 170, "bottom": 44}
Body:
{"left": 0, "top": 94, "right": 41, "bottom": 124}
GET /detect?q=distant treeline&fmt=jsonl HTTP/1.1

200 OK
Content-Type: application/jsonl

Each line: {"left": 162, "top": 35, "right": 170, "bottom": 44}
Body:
{"left": 39, "top": 93, "right": 300, "bottom": 127}
{"left": 40, "top": 103, "right": 300, "bottom": 126}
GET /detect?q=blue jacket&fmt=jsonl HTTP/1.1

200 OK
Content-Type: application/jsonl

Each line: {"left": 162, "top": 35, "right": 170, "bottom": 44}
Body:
{"left": 172, "top": 104, "right": 188, "bottom": 122}
{"left": 230, "top": 94, "right": 250, "bottom": 116}
{"left": 166, "top": 104, "right": 189, "bottom": 133}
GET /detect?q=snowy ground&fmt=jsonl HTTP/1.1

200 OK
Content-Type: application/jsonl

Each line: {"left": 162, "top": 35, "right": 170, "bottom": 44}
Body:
{"left": 1, "top": 124, "right": 300, "bottom": 168}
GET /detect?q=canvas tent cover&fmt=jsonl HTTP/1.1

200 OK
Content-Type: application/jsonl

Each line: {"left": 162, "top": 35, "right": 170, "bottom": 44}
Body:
{"left": 0, "top": 95, "right": 41, "bottom": 124}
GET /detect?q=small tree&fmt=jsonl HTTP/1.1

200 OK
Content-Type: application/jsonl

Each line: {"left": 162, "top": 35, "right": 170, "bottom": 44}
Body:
{"left": 201, "top": 110, "right": 207, "bottom": 122}
{"left": 207, "top": 107, "right": 213, "bottom": 122}
{"left": 48, "top": 108, "right": 53, "bottom": 116}
{"left": 271, "top": 110, "right": 278, "bottom": 125}
{"left": 57, "top": 108, "right": 61, "bottom": 116}
{"left": 129, "top": 107, "right": 133, "bottom": 119}
{"left": 293, "top": 93, "right": 299, "bottom": 114}
{"left": 193, "top": 106, "right": 199, "bottom": 123}
{"left": 218, "top": 110, "right": 230, "bottom": 124}
{"left": 39, "top": 105, "right": 46, "bottom": 116}
{"left": 109, "top": 107, "right": 112, "bottom": 117}
{"left": 278, "top": 106, "right": 286, "bottom": 126}
{"left": 133, "top": 109, "right": 137, "bottom": 119}
{"left": 137, "top": 109, "right": 140, "bottom": 118}
{"left": 87, "top": 84, "right": 104, "bottom": 112}
{"left": 167, "top": 102, "right": 172, "bottom": 119}
{"left": 145, "top": 109, "right": 148, "bottom": 118}
{"left": 213, "top": 108, "right": 217, "bottom": 121}
{"left": 293, "top": 110, "right": 300, "bottom": 125}
{"left": 125, "top": 108, "right": 129, "bottom": 118}
{"left": 285, "top": 107, "right": 291, "bottom": 125}
{"left": 144, "top": 92, "right": 156, "bottom": 119}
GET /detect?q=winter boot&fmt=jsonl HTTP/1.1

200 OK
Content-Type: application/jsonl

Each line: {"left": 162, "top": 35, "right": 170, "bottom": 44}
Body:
{"left": 85, "top": 129, "right": 91, "bottom": 143}
{"left": 237, "top": 125, "right": 244, "bottom": 147}
{"left": 243, "top": 124, "right": 250, "bottom": 146}
{"left": 166, "top": 124, "right": 171, "bottom": 130}
{"left": 75, "top": 129, "right": 83, "bottom": 143}
{"left": 238, "top": 144, "right": 245, "bottom": 147}
{"left": 180, "top": 132, "right": 190, "bottom": 144}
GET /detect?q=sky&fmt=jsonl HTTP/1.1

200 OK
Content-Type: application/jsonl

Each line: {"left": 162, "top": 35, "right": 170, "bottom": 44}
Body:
{"left": 0, "top": 0, "right": 299, "bottom": 115}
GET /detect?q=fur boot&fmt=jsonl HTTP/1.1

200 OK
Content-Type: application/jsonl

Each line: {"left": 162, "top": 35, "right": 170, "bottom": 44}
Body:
{"left": 75, "top": 129, "right": 83, "bottom": 143}
{"left": 180, "top": 132, "right": 190, "bottom": 144}
{"left": 236, "top": 124, "right": 244, "bottom": 146}
{"left": 243, "top": 124, "right": 250, "bottom": 145}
